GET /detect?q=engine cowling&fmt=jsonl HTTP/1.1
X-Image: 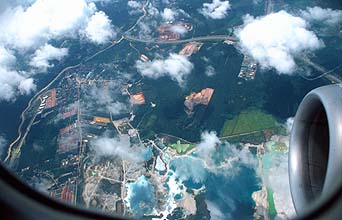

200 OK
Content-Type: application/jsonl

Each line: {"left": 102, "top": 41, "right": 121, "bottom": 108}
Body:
{"left": 289, "top": 84, "right": 342, "bottom": 219}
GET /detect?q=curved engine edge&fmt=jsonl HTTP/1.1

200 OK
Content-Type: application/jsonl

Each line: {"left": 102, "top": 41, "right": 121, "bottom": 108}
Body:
{"left": 289, "top": 84, "right": 342, "bottom": 217}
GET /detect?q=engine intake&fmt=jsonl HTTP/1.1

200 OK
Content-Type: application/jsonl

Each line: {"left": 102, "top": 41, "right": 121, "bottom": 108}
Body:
{"left": 289, "top": 84, "right": 342, "bottom": 219}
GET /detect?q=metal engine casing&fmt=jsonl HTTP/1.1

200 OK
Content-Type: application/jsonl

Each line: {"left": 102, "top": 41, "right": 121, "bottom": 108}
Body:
{"left": 289, "top": 84, "right": 342, "bottom": 219}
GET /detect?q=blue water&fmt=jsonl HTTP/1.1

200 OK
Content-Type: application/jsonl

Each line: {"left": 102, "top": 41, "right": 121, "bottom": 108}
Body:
{"left": 143, "top": 146, "right": 153, "bottom": 160}
{"left": 204, "top": 167, "right": 259, "bottom": 220}
{"left": 0, "top": 98, "right": 27, "bottom": 150}
{"left": 175, "top": 193, "right": 183, "bottom": 200}
{"left": 170, "top": 155, "right": 260, "bottom": 219}
{"left": 126, "top": 176, "right": 156, "bottom": 218}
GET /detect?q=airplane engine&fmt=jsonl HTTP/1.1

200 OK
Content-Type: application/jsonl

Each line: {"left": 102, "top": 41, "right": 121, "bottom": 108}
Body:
{"left": 289, "top": 84, "right": 342, "bottom": 219}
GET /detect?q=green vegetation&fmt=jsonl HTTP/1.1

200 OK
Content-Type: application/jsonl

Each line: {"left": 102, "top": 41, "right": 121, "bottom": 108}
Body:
{"left": 273, "top": 142, "right": 288, "bottom": 152}
{"left": 221, "top": 131, "right": 266, "bottom": 144}
{"left": 145, "top": 114, "right": 157, "bottom": 128}
{"left": 170, "top": 140, "right": 195, "bottom": 154}
{"left": 88, "top": 171, "right": 98, "bottom": 177}
{"left": 220, "top": 109, "right": 278, "bottom": 137}
{"left": 267, "top": 187, "right": 277, "bottom": 220}
{"left": 140, "top": 114, "right": 157, "bottom": 139}
{"left": 261, "top": 139, "right": 290, "bottom": 220}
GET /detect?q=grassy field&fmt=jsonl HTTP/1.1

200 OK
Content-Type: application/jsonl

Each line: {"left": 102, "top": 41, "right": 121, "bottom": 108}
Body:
{"left": 267, "top": 187, "right": 277, "bottom": 219}
{"left": 220, "top": 109, "right": 278, "bottom": 137}
{"left": 170, "top": 140, "right": 195, "bottom": 154}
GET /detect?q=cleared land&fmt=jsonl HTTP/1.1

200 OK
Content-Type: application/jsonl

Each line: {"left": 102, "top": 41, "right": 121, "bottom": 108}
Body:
{"left": 170, "top": 140, "right": 195, "bottom": 154}
{"left": 220, "top": 110, "right": 277, "bottom": 136}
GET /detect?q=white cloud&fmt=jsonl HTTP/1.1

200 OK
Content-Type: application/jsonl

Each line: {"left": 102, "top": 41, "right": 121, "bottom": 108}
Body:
{"left": 266, "top": 152, "right": 296, "bottom": 218}
{"left": 252, "top": 0, "right": 262, "bottom": 4}
{"left": 0, "top": 0, "right": 114, "bottom": 101}
{"left": 32, "top": 142, "right": 43, "bottom": 152}
{"left": 0, "top": 69, "right": 23, "bottom": 101}
{"left": 236, "top": 11, "right": 324, "bottom": 74}
{"left": 200, "top": 0, "right": 231, "bottom": 19}
{"left": 83, "top": 11, "right": 115, "bottom": 44}
{"left": 195, "top": 131, "right": 257, "bottom": 172}
{"left": 206, "top": 200, "right": 225, "bottom": 220}
{"left": 0, "top": 46, "right": 36, "bottom": 101}
{"left": 137, "top": 21, "right": 155, "bottom": 39}
{"left": 29, "top": 43, "right": 68, "bottom": 72}
{"left": 135, "top": 53, "right": 193, "bottom": 86}
{"left": 0, "top": 135, "right": 6, "bottom": 145}
{"left": 107, "top": 101, "right": 128, "bottom": 115}
{"left": 169, "top": 131, "right": 259, "bottom": 220}
{"left": 0, "top": 134, "right": 7, "bottom": 158}
{"left": 301, "top": 7, "right": 342, "bottom": 26}
{"left": 169, "top": 24, "right": 189, "bottom": 36}
{"left": 86, "top": 0, "right": 112, "bottom": 3}
{"left": 161, "top": 8, "right": 177, "bottom": 21}
{"left": 196, "top": 131, "right": 221, "bottom": 157}
{"left": 205, "top": 65, "right": 216, "bottom": 77}
{"left": 229, "top": 143, "right": 257, "bottom": 168}
{"left": 127, "top": 0, "right": 142, "bottom": 9}
{"left": 18, "top": 78, "right": 36, "bottom": 95}
{"left": 91, "top": 135, "right": 145, "bottom": 162}
{"left": 0, "top": 0, "right": 97, "bottom": 49}
{"left": 0, "top": 46, "right": 16, "bottom": 67}
{"left": 127, "top": 0, "right": 147, "bottom": 15}
{"left": 146, "top": 3, "right": 159, "bottom": 17}
{"left": 88, "top": 84, "right": 129, "bottom": 115}
{"left": 173, "top": 131, "right": 257, "bottom": 183}
{"left": 285, "top": 117, "right": 294, "bottom": 134}
{"left": 89, "top": 84, "right": 114, "bottom": 105}
{"left": 172, "top": 157, "right": 207, "bottom": 183}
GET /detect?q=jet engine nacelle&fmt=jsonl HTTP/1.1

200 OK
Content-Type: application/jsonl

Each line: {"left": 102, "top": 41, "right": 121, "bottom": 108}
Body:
{"left": 289, "top": 84, "right": 342, "bottom": 219}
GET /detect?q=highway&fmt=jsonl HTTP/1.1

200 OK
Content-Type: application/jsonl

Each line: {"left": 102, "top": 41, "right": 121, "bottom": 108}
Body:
{"left": 263, "top": 0, "right": 341, "bottom": 84}
{"left": 4, "top": 0, "right": 138, "bottom": 164}
{"left": 7, "top": 0, "right": 340, "bottom": 168}
{"left": 5, "top": 36, "right": 126, "bottom": 164}
{"left": 121, "top": 0, "right": 238, "bottom": 45}
{"left": 300, "top": 56, "right": 342, "bottom": 83}
{"left": 85, "top": 36, "right": 124, "bottom": 62}
{"left": 124, "top": 34, "right": 238, "bottom": 44}
{"left": 124, "top": 0, "right": 149, "bottom": 35}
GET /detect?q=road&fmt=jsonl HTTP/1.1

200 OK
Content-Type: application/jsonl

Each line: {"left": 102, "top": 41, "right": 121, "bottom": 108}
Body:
{"left": 219, "top": 129, "right": 268, "bottom": 140}
{"left": 5, "top": 3, "right": 134, "bottom": 164}
{"left": 121, "top": 160, "right": 127, "bottom": 215}
{"left": 124, "top": 0, "right": 150, "bottom": 35}
{"left": 124, "top": 34, "right": 238, "bottom": 45}
{"left": 5, "top": 64, "right": 80, "bottom": 163}
{"left": 262, "top": 0, "right": 341, "bottom": 84}
{"left": 122, "top": 0, "right": 238, "bottom": 45}
{"left": 157, "top": 133, "right": 194, "bottom": 144}
{"left": 5, "top": 35, "right": 127, "bottom": 164}
{"left": 85, "top": 36, "right": 124, "bottom": 62}
{"left": 156, "top": 129, "right": 272, "bottom": 148}
{"left": 299, "top": 56, "right": 342, "bottom": 83}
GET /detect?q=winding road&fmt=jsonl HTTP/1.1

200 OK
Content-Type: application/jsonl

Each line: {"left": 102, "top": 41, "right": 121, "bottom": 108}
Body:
{"left": 5, "top": 64, "right": 80, "bottom": 163}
